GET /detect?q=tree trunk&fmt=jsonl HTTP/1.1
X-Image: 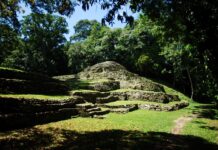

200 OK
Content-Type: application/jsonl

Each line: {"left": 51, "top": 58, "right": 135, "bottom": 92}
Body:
{"left": 186, "top": 68, "right": 194, "bottom": 99}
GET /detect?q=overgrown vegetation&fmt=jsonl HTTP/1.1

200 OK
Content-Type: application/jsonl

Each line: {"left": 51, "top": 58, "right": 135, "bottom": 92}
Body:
{"left": 0, "top": 1, "right": 217, "bottom": 149}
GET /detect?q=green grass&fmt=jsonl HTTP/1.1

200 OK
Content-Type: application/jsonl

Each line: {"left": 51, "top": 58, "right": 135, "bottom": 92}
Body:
{"left": 0, "top": 67, "right": 24, "bottom": 72}
{"left": 0, "top": 107, "right": 191, "bottom": 149}
{"left": 182, "top": 104, "right": 218, "bottom": 144}
{"left": 163, "top": 85, "right": 191, "bottom": 102}
{"left": 0, "top": 94, "right": 71, "bottom": 100}
{"left": 40, "top": 109, "right": 188, "bottom": 132}
{"left": 182, "top": 118, "right": 218, "bottom": 144}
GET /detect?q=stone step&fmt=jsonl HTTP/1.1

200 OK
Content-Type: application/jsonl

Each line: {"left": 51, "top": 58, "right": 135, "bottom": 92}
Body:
{"left": 110, "top": 108, "right": 130, "bottom": 113}
{"left": 0, "top": 108, "right": 79, "bottom": 131}
{"left": 96, "top": 95, "right": 119, "bottom": 103}
{"left": 110, "top": 105, "right": 138, "bottom": 114}
{"left": 71, "top": 91, "right": 110, "bottom": 99}
{"left": 79, "top": 109, "right": 110, "bottom": 117}
{"left": 0, "top": 96, "right": 83, "bottom": 114}
{"left": 76, "top": 103, "right": 96, "bottom": 109}
{"left": 88, "top": 110, "right": 110, "bottom": 116}
{"left": 99, "top": 104, "right": 137, "bottom": 109}
{"left": 0, "top": 78, "right": 69, "bottom": 95}
{"left": 86, "top": 107, "right": 101, "bottom": 112}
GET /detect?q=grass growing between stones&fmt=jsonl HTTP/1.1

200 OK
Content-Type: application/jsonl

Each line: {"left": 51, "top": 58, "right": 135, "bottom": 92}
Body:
{"left": 0, "top": 94, "right": 71, "bottom": 100}
{"left": 105, "top": 100, "right": 186, "bottom": 106}
{"left": 111, "top": 89, "right": 163, "bottom": 93}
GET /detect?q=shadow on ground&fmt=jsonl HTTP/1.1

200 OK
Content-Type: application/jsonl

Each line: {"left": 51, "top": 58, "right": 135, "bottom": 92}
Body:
{"left": 1, "top": 128, "right": 218, "bottom": 150}
{"left": 193, "top": 104, "right": 218, "bottom": 120}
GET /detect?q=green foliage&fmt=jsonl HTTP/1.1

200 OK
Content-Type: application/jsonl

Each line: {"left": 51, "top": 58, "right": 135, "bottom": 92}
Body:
{"left": 3, "top": 13, "right": 69, "bottom": 75}
{"left": 1, "top": 0, "right": 217, "bottom": 101}
{"left": 68, "top": 19, "right": 163, "bottom": 77}
{"left": 22, "top": 13, "right": 69, "bottom": 75}
{"left": 0, "top": 0, "right": 76, "bottom": 28}
{"left": 0, "top": 24, "right": 20, "bottom": 64}
{"left": 70, "top": 19, "right": 101, "bottom": 42}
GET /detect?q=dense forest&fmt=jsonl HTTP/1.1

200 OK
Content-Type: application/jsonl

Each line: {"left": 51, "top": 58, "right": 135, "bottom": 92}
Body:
{"left": 0, "top": 0, "right": 217, "bottom": 102}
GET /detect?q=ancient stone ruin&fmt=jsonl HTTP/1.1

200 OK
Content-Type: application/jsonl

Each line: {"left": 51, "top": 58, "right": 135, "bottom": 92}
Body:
{"left": 0, "top": 61, "right": 189, "bottom": 130}
{"left": 70, "top": 61, "right": 189, "bottom": 114}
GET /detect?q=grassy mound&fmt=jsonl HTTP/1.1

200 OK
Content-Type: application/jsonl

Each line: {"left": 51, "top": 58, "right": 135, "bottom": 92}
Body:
{"left": 77, "top": 61, "right": 164, "bottom": 92}
{"left": 0, "top": 67, "right": 55, "bottom": 82}
{"left": 0, "top": 67, "right": 69, "bottom": 94}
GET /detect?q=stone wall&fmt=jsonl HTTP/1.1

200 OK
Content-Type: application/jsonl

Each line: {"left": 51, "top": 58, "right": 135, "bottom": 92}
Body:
{"left": 110, "top": 91, "right": 180, "bottom": 103}
{"left": 0, "top": 96, "right": 83, "bottom": 130}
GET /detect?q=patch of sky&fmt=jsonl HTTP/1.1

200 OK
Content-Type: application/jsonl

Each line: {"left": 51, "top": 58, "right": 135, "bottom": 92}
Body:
{"left": 17, "top": 2, "right": 138, "bottom": 40}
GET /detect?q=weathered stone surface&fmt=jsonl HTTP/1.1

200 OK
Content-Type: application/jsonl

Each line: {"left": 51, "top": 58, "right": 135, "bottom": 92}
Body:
{"left": 139, "top": 101, "right": 189, "bottom": 111}
{"left": 71, "top": 89, "right": 180, "bottom": 104}
{"left": 110, "top": 108, "right": 130, "bottom": 113}
{"left": 76, "top": 103, "right": 110, "bottom": 117}
{"left": 0, "top": 78, "right": 69, "bottom": 95}
{"left": 88, "top": 80, "right": 120, "bottom": 92}
{"left": 71, "top": 91, "right": 110, "bottom": 103}
{"left": 110, "top": 90, "right": 180, "bottom": 103}
{"left": 96, "top": 95, "right": 119, "bottom": 103}
{"left": 0, "top": 96, "right": 84, "bottom": 114}
{"left": 78, "top": 61, "right": 164, "bottom": 92}
{"left": 76, "top": 103, "right": 96, "bottom": 109}
{"left": 119, "top": 80, "right": 164, "bottom": 92}
{"left": 100, "top": 104, "right": 138, "bottom": 114}
{"left": 86, "top": 107, "right": 101, "bottom": 112}
{"left": 89, "top": 110, "right": 110, "bottom": 116}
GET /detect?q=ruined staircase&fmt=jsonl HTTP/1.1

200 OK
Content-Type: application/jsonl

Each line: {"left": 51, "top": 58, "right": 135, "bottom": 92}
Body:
{"left": 76, "top": 103, "right": 110, "bottom": 118}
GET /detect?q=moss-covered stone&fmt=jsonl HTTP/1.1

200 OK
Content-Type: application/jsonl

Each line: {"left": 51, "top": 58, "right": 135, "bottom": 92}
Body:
{"left": 0, "top": 96, "right": 83, "bottom": 114}
{"left": 0, "top": 67, "right": 56, "bottom": 82}
{"left": 110, "top": 90, "right": 180, "bottom": 103}
{"left": 0, "top": 78, "right": 69, "bottom": 94}
{"left": 88, "top": 80, "right": 120, "bottom": 92}
{"left": 100, "top": 100, "right": 189, "bottom": 112}
{"left": 71, "top": 90, "right": 110, "bottom": 103}
{"left": 77, "top": 61, "right": 164, "bottom": 92}
{"left": 138, "top": 101, "right": 189, "bottom": 111}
